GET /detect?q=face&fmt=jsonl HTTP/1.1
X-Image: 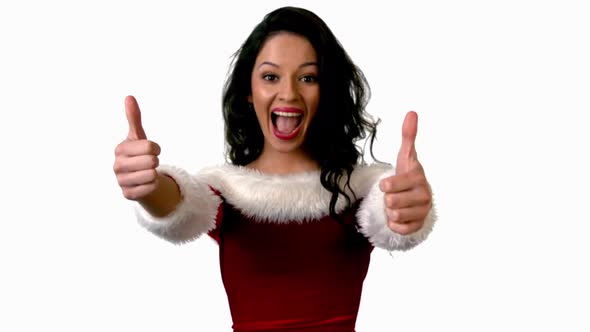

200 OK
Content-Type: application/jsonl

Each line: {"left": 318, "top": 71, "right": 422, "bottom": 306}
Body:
{"left": 248, "top": 32, "right": 320, "bottom": 155}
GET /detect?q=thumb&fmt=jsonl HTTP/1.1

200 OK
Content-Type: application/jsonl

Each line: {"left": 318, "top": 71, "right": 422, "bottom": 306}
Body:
{"left": 125, "top": 95, "right": 147, "bottom": 140}
{"left": 396, "top": 111, "right": 418, "bottom": 173}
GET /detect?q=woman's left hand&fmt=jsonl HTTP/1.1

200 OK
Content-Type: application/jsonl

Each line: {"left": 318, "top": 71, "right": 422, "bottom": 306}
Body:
{"left": 379, "top": 111, "right": 433, "bottom": 235}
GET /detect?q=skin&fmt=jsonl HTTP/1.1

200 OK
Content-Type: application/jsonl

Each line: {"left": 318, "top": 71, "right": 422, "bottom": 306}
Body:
{"left": 246, "top": 32, "right": 321, "bottom": 174}
{"left": 380, "top": 111, "right": 433, "bottom": 235}
{"left": 113, "top": 34, "right": 432, "bottom": 234}
{"left": 113, "top": 96, "right": 181, "bottom": 217}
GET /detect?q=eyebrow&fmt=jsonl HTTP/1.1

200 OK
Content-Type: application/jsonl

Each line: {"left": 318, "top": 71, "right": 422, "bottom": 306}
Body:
{"left": 258, "top": 61, "right": 318, "bottom": 69}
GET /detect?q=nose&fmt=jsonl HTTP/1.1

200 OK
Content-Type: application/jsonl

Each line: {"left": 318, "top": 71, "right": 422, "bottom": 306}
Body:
{"left": 278, "top": 77, "right": 298, "bottom": 102}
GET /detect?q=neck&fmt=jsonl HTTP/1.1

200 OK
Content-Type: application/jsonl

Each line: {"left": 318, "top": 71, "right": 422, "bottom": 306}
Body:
{"left": 247, "top": 148, "right": 319, "bottom": 175}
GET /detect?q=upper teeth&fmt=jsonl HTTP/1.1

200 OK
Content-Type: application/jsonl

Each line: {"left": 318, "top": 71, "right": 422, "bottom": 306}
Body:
{"left": 274, "top": 111, "right": 301, "bottom": 117}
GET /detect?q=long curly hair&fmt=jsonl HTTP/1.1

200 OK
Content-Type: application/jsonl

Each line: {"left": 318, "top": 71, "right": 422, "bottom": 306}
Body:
{"left": 222, "top": 6, "right": 379, "bottom": 217}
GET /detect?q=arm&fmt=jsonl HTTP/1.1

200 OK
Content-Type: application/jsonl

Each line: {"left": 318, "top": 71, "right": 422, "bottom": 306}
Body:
{"left": 137, "top": 173, "right": 181, "bottom": 218}
{"left": 134, "top": 165, "right": 223, "bottom": 244}
{"left": 114, "top": 96, "right": 222, "bottom": 244}
{"left": 357, "top": 112, "right": 436, "bottom": 251}
{"left": 357, "top": 168, "right": 436, "bottom": 251}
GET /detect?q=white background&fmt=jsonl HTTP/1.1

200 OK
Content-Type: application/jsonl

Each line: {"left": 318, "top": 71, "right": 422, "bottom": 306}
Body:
{"left": 1, "top": 0, "right": 589, "bottom": 331}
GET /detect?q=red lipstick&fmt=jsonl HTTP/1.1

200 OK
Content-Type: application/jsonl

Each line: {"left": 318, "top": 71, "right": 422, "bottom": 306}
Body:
{"left": 271, "top": 107, "right": 304, "bottom": 140}
{"left": 271, "top": 107, "right": 303, "bottom": 114}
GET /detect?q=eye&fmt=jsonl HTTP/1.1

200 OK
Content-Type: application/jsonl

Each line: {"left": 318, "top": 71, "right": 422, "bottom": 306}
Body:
{"left": 300, "top": 75, "right": 319, "bottom": 83}
{"left": 262, "top": 74, "right": 278, "bottom": 81}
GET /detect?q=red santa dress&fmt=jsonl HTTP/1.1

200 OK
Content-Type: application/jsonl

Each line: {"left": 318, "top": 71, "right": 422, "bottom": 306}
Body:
{"left": 135, "top": 164, "right": 436, "bottom": 332}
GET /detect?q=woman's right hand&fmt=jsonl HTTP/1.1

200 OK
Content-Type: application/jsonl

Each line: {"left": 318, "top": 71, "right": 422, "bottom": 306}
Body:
{"left": 113, "top": 96, "right": 161, "bottom": 201}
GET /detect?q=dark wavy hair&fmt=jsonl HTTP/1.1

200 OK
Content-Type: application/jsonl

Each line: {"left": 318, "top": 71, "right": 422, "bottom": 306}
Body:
{"left": 222, "top": 6, "right": 379, "bottom": 217}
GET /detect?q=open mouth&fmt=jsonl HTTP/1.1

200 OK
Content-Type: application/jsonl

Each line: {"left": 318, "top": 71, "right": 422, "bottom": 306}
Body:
{"left": 271, "top": 108, "right": 303, "bottom": 140}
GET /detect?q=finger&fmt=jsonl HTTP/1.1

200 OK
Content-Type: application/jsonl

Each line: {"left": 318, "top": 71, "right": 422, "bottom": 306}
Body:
{"left": 379, "top": 169, "right": 427, "bottom": 193}
{"left": 387, "top": 219, "right": 423, "bottom": 235}
{"left": 383, "top": 187, "right": 432, "bottom": 210}
{"left": 396, "top": 111, "right": 418, "bottom": 174}
{"left": 115, "top": 140, "right": 161, "bottom": 157}
{"left": 121, "top": 181, "right": 159, "bottom": 201}
{"left": 113, "top": 155, "right": 159, "bottom": 173}
{"left": 386, "top": 205, "right": 431, "bottom": 224}
{"left": 125, "top": 95, "right": 147, "bottom": 140}
{"left": 117, "top": 169, "right": 158, "bottom": 187}
{"left": 399, "top": 111, "right": 418, "bottom": 160}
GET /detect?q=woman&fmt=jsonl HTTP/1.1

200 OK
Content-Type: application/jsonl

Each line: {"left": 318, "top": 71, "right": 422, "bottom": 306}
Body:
{"left": 114, "top": 6, "right": 435, "bottom": 332}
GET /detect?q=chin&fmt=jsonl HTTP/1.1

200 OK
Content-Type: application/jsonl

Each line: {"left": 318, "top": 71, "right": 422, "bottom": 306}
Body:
{"left": 268, "top": 137, "right": 306, "bottom": 154}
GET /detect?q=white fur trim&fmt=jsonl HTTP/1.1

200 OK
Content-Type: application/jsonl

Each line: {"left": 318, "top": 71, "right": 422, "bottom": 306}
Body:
{"left": 356, "top": 169, "right": 437, "bottom": 251}
{"left": 198, "top": 163, "right": 392, "bottom": 223}
{"left": 135, "top": 165, "right": 222, "bottom": 244}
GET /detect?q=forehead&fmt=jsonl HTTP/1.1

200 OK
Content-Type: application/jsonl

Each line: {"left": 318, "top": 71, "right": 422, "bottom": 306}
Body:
{"left": 255, "top": 32, "right": 317, "bottom": 65}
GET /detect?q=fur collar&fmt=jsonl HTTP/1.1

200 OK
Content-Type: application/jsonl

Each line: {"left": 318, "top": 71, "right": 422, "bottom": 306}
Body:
{"left": 198, "top": 163, "right": 391, "bottom": 222}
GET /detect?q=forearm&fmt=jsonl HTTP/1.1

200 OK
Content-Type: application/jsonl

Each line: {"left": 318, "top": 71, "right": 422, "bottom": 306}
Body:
{"left": 138, "top": 174, "right": 182, "bottom": 218}
{"left": 134, "top": 165, "right": 223, "bottom": 244}
{"left": 357, "top": 168, "right": 436, "bottom": 251}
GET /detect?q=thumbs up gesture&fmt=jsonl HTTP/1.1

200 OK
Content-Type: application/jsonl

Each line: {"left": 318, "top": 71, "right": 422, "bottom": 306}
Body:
{"left": 113, "top": 96, "right": 161, "bottom": 200}
{"left": 379, "top": 112, "right": 433, "bottom": 235}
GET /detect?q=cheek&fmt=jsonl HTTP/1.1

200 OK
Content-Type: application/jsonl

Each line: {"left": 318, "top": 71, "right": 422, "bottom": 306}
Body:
{"left": 251, "top": 80, "right": 273, "bottom": 103}
{"left": 306, "top": 88, "right": 320, "bottom": 116}
{"left": 253, "top": 107, "right": 268, "bottom": 124}
{"left": 256, "top": 89, "right": 275, "bottom": 103}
